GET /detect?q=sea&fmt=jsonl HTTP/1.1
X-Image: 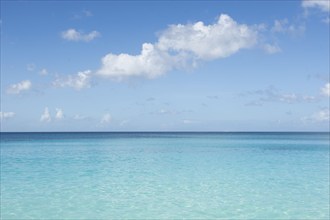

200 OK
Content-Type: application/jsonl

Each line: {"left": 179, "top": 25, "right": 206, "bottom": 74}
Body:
{"left": 1, "top": 132, "right": 329, "bottom": 219}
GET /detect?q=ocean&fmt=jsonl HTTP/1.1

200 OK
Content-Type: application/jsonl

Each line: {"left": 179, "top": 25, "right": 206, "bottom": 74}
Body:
{"left": 1, "top": 132, "right": 329, "bottom": 219}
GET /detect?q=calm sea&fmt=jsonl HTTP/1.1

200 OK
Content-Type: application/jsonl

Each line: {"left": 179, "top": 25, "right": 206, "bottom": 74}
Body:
{"left": 1, "top": 132, "right": 329, "bottom": 219}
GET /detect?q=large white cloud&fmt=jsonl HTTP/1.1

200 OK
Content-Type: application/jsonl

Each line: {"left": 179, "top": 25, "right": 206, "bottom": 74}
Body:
{"left": 0, "top": 112, "right": 15, "bottom": 120}
{"left": 61, "top": 29, "right": 100, "bottom": 42}
{"left": 6, "top": 80, "right": 32, "bottom": 94}
{"left": 302, "top": 0, "right": 330, "bottom": 12}
{"left": 40, "top": 107, "right": 51, "bottom": 122}
{"left": 157, "top": 14, "right": 258, "bottom": 60}
{"left": 96, "top": 14, "right": 259, "bottom": 80}
{"left": 53, "top": 70, "right": 92, "bottom": 90}
{"left": 97, "top": 43, "right": 172, "bottom": 80}
{"left": 321, "top": 83, "right": 330, "bottom": 97}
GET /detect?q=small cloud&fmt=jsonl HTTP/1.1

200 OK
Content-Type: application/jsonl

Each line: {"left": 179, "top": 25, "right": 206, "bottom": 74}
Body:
{"left": 73, "top": 10, "right": 93, "bottom": 19}
{"left": 40, "top": 107, "right": 51, "bottom": 122}
{"left": 183, "top": 119, "right": 198, "bottom": 124}
{"left": 39, "top": 68, "right": 48, "bottom": 76}
{"left": 263, "top": 43, "right": 281, "bottom": 54}
{"left": 154, "top": 109, "right": 178, "bottom": 115}
{"left": 302, "top": 109, "right": 330, "bottom": 122}
{"left": 53, "top": 70, "right": 92, "bottom": 90}
{"left": 6, "top": 80, "right": 32, "bottom": 94}
{"left": 243, "top": 86, "right": 319, "bottom": 106}
{"left": 321, "top": 83, "right": 330, "bottom": 97}
{"left": 82, "top": 10, "right": 93, "bottom": 17}
{"left": 119, "top": 120, "right": 129, "bottom": 126}
{"left": 302, "top": 0, "right": 330, "bottom": 12}
{"left": 0, "top": 112, "right": 15, "bottom": 120}
{"left": 271, "top": 19, "right": 305, "bottom": 36}
{"left": 101, "top": 113, "right": 112, "bottom": 124}
{"left": 26, "top": 63, "right": 36, "bottom": 72}
{"left": 61, "top": 29, "right": 100, "bottom": 42}
{"left": 55, "top": 108, "right": 64, "bottom": 120}
{"left": 73, "top": 114, "right": 87, "bottom": 120}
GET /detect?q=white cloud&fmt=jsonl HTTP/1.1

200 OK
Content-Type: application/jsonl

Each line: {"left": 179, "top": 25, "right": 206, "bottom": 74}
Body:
{"left": 6, "top": 80, "right": 32, "bottom": 94}
{"left": 101, "top": 113, "right": 112, "bottom": 124}
{"left": 53, "top": 70, "right": 92, "bottom": 90}
{"left": 321, "top": 83, "right": 330, "bottom": 97}
{"left": 61, "top": 29, "right": 100, "bottom": 42}
{"left": 40, "top": 107, "right": 51, "bottom": 122}
{"left": 0, "top": 112, "right": 15, "bottom": 120}
{"left": 39, "top": 68, "right": 48, "bottom": 76}
{"left": 314, "top": 109, "right": 330, "bottom": 121}
{"left": 55, "top": 108, "right": 64, "bottom": 120}
{"left": 303, "top": 109, "right": 330, "bottom": 122}
{"left": 96, "top": 14, "right": 258, "bottom": 80}
{"left": 158, "top": 14, "right": 258, "bottom": 60}
{"left": 97, "top": 43, "right": 172, "bottom": 80}
{"left": 183, "top": 119, "right": 198, "bottom": 124}
{"left": 271, "top": 19, "right": 305, "bottom": 36}
{"left": 302, "top": 0, "right": 330, "bottom": 12}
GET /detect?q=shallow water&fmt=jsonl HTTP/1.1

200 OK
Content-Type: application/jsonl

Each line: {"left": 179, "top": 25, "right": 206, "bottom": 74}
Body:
{"left": 1, "top": 132, "right": 329, "bottom": 219}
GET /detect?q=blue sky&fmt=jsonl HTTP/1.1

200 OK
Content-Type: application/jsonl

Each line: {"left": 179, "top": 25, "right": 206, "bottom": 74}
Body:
{"left": 1, "top": 0, "right": 329, "bottom": 132}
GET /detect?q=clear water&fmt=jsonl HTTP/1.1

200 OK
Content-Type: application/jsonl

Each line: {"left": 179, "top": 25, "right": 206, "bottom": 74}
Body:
{"left": 1, "top": 132, "right": 329, "bottom": 219}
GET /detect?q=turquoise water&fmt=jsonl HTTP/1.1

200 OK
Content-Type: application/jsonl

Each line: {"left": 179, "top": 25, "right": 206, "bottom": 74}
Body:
{"left": 1, "top": 132, "right": 329, "bottom": 219}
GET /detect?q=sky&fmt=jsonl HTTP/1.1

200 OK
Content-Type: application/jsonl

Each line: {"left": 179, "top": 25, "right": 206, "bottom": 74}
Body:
{"left": 0, "top": 0, "right": 329, "bottom": 132}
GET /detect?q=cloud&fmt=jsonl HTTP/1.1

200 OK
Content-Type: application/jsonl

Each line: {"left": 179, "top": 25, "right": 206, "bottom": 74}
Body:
{"left": 101, "top": 113, "right": 112, "bottom": 124}
{"left": 303, "top": 109, "right": 330, "bottom": 122}
{"left": 55, "top": 108, "right": 64, "bottom": 120}
{"left": 321, "top": 83, "right": 330, "bottom": 97}
{"left": 82, "top": 10, "right": 93, "bottom": 17}
{"left": 263, "top": 43, "right": 281, "bottom": 54}
{"left": 6, "top": 80, "right": 32, "bottom": 94}
{"left": 157, "top": 14, "right": 258, "bottom": 60}
{"left": 40, "top": 107, "right": 51, "bottom": 122}
{"left": 73, "top": 10, "right": 93, "bottom": 19}
{"left": 0, "top": 112, "right": 15, "bottom": 120}
{"left": 271, "top": 19, "right": 305, "bottom": 36}
{"left": 96, "top": 14, "right": 259, "bottom": 80}
{"left": 61, "top": 29, "right": 100, "bottom": 42}
{"left": 183, "top": 119, "right": 198, "bottom": 124}
{"left": 39, "top": 68, "right": 48, "bottom": 76}
{"left": 53, "top": 70, "right": 92, "bottom": 90}
{"left": 302, "top": 0, "right": 330, "bottom": 12}
{"left": 243, "top": 86, "right": 318, "bottom": 106}
{"left": 73, "top": 114, "right": 87, "bottom": 120}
